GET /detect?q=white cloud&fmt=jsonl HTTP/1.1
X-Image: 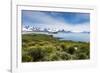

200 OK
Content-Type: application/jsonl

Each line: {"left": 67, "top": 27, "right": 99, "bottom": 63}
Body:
{"left": 23, "top": 11, "right": 90, "bottom": 32}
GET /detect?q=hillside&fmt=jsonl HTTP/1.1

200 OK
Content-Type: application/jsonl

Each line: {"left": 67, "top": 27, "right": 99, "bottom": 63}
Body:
{"left": 22, "top": 34, "right": 90, "bottom": 62}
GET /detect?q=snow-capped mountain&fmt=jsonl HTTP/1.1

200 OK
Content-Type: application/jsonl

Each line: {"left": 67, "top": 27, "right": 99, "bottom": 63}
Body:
{"left": 22, "top": 25, "right": 90, "bottom": 33}
{"left": 22, "top": 25, "right": 59, "bottom": 32}
{"left": 23, "top": 25, "right": 41, "bottom": 31}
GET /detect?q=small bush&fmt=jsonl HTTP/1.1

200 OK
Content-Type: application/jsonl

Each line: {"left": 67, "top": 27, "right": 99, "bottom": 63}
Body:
{"left": 60, "top": 52, "right": 71, "bottom": 60}
{"left": 67, "top": 47, "right": 76, "bottom": 55}
{"left": 77, "top": 53, "right": 88, "bottom": 59}
{"left": 28, "top": 48, "right": 47, "bottom": 61}
{"left": 49, "top": 53, "right": 60, "bottom": 61}
{"left": 22, "top": 55, "right": 33, "bottom": 62}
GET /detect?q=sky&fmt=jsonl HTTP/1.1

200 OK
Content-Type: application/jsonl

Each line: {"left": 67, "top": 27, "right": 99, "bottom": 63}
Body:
{"left": 22, "top": 10, "right": 90, "bottom": 32}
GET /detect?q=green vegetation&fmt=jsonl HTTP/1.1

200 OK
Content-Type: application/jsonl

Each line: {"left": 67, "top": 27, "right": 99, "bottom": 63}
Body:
{"left": 22, "top": 34, "right": 90, "bottom": 62}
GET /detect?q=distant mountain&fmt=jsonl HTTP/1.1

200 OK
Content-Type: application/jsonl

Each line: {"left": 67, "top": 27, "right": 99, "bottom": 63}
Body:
{"left": 23, "top": 25, "right": 41, "bottom": 32}
{"left": 23, "top": 25, "right": 90, "bottom": 33}
{"left": 23, "top": 25, "right": 59, "bottom": 32}
{"left": 81, "top": 31, "right": 90, "bottom": 33}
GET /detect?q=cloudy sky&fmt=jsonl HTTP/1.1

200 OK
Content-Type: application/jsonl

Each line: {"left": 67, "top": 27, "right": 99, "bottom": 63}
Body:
{"left": 22, "top": 10, "right": 90, "bottom": 32}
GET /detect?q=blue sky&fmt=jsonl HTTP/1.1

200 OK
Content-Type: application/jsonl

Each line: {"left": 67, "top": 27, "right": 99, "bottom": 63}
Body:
{"left": 22, "top": 10, "right": 90, "bottom": 32}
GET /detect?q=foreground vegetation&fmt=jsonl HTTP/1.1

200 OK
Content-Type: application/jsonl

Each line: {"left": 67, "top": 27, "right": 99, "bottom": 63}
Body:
{"left": 22, "top": 34, "right": 90, "bottom": 62}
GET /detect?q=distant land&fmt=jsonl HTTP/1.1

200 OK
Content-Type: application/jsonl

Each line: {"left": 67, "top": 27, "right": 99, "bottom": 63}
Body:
{"left": 22, "top": 25, "right": 90, "bottom": 34}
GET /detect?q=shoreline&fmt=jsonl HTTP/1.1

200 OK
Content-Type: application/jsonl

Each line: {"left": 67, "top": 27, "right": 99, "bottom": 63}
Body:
{"left": 22, "top": 31, "right": 90, "bottom": 43}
